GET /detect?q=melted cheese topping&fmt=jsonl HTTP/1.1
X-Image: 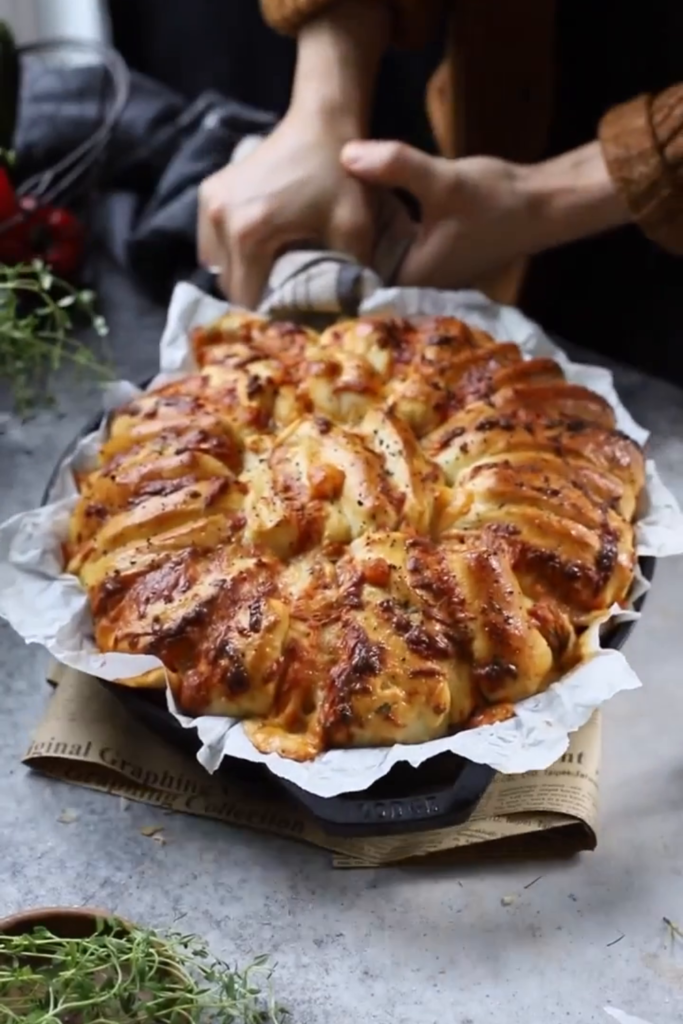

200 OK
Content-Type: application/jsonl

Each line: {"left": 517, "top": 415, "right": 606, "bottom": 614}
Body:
{"left": 67, "top": 313, "right": 645, "bottom": 761}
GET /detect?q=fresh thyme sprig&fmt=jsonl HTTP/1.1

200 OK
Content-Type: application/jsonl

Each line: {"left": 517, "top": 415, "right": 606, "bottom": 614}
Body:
{"left": 0, "top": 259, "right": 109, "bottom": 411}
{"left": 0, "top": 920, "right": 289, "bottom": 1023}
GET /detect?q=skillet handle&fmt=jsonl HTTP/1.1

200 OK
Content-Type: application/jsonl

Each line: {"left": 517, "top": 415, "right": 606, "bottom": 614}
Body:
{"left": 279, "top": 760, "right": 496, "bottom": 838}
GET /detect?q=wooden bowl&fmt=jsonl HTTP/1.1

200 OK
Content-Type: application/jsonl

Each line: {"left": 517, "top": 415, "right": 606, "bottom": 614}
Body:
{"left": 0, "top": 906, "right": 124, "bottom": 939}
{"left": 0, "top": 906, "right": 192, "bottom": 1021}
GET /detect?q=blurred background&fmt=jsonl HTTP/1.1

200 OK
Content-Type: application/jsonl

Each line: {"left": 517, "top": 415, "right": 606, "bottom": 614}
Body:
{"left": 0, "top": 0, "right": 681, "bottom": 384}
{"left": 0, "top": 0, "right": 108, "bottom": 45}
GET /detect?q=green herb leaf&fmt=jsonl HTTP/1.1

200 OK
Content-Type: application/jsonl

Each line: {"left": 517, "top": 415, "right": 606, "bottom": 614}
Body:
{"left": 0, "top": 921, "right": 290, "bottom": 1023}
{"left": 0, "top": 262, "right": 110, "bottom": 412}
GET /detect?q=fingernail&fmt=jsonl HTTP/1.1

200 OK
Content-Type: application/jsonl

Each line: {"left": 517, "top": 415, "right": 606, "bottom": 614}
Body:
{"left": 342, "top": 142, "right": 364, "bottom": 168}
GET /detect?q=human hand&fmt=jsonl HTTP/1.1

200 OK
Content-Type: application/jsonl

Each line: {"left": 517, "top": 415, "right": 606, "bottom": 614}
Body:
{"left": 198, "top": 111, "right": 377, "bottom": 310}
{"left": 198, "top": 0, "right": 393, "bottom": 310}
{"left": 341, "top": 139, "right": 628, "bottom": 291}
{"left": 340, "top": 141, "right": 533, "bottom": 290}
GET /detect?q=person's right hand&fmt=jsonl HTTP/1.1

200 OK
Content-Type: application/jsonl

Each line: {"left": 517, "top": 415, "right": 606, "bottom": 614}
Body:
{"left": 197, "top": 109, "right": 377, "bottom": 310}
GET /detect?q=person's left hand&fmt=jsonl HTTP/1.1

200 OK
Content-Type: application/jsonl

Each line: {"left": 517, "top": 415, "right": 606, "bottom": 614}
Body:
{"left": 341, "top": 140, "right": 536, "bottom": 290}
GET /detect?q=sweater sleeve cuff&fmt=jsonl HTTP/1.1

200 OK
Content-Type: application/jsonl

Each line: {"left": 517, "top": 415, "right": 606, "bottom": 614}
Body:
{"left": 260, "top": 0, "right": 440, "bottom": 48}
{"left": 599, "top": 90, "right": 683, "bottom": 256}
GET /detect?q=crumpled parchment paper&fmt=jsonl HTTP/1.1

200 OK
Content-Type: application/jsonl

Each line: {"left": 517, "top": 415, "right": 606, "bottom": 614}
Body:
{"left": 1, "top": 282, "right": 682, "bottom": 797}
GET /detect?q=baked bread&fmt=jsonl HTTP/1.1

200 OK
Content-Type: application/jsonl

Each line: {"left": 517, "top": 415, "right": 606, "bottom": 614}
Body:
{"left": 66, "top": 313, "right": 645, "bottom": 761}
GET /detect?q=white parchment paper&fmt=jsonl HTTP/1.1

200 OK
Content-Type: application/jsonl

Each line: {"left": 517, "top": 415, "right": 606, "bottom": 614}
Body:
{"left": 1, "top": 281, "right": 682, "bottom": 798}
{"left": 604, "top": 1008, "right": 656, "bottom": 1024}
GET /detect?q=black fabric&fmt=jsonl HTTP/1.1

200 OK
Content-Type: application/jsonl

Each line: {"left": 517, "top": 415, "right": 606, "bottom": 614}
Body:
{"left": 521, "top": 0, "right": 683, "bottom": 384}
{"left": 107, "top": 0, "right": 444, "bottom": 154}
{"left": 108, "top": 0, "right": 297, "bottom": 115}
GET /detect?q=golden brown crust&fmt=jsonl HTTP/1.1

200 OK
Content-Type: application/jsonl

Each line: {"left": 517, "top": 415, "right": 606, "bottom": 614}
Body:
{"left": 69, "top": 312, "right": 645, "bottom": 762}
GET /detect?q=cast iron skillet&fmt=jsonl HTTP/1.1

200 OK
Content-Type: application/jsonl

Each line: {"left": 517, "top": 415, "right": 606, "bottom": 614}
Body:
{"left": 43, "top": 401, "right": 655, "bottom": 837}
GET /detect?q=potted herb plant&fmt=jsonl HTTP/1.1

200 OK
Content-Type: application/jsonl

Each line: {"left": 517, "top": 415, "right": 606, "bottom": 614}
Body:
{"left": 0, "top": 906, "right": 288, "bottom": 1022}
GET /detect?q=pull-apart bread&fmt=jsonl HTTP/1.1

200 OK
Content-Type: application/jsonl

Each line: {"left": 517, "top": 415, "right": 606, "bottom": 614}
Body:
{"left": 66, "top": 313, "right": 644, "bottom": 761}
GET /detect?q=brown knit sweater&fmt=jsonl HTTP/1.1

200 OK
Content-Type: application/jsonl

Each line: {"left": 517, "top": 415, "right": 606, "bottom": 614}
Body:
{"left": 261, "top": 0, "right": 683, "bottom": 257}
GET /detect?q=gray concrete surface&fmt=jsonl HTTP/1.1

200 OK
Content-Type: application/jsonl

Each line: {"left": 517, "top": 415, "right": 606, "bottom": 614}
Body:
{"left": 1, "top": 261, "right": 683, "bottom": 1024}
